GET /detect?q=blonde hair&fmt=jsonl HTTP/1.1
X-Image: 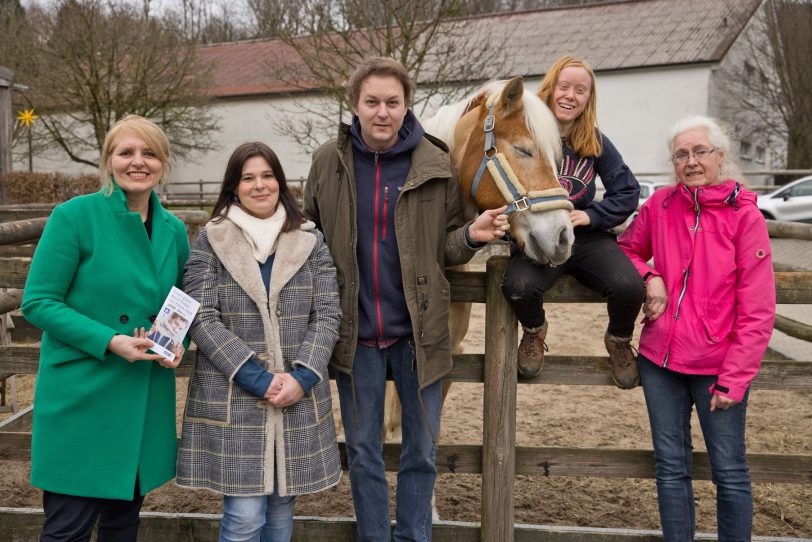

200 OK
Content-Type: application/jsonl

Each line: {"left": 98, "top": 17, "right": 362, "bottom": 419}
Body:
{"left": 99, "top": 115, "right": 171, "bottom": 195}
{"left": 538, "top": 55, "right": 602, "bottom": 157}
{"left": 667, "top": 116, "right": 742, "bottom": 182}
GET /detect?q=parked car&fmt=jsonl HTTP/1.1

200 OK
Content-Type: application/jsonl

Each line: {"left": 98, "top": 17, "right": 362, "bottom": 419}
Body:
{"left": 637, "top": 180, "right": 671, "bottom": 210}
{"left": 757, "top": 175, "right": 812, "bottom": 222}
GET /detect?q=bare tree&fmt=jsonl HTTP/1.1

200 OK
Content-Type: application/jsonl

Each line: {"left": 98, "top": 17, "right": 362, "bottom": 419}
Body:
{"left": 163, "top": 0, "right": 253, "bottom": 44}
{"left": 247, "top": 0, "right": 512, "bottom": 151}
{"left": 721, "top": 0, "right": 812, "bottom": 174}
{"left": 23, "top": 0, "right": 219, "bottom": 167}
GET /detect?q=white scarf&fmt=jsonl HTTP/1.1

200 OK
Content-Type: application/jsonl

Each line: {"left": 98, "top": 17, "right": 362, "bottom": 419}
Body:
{"left": 225, "top": 204, "right": 287, "bottom": 263}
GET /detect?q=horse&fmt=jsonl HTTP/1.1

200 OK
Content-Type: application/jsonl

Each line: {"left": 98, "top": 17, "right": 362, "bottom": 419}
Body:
{"left": 378, "top": 77, "right": 575, "bottom": 444}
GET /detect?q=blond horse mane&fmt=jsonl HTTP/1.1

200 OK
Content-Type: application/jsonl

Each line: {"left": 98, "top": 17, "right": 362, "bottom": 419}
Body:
{"left": 423, "top": 80, "right": 562, "bottom": 168}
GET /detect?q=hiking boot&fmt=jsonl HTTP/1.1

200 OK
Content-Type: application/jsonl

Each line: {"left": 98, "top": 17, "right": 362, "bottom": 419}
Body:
{"left": 604, "top": 332, "right": 640, "bottom": 390}
{"left": 517, "top": 322, "right": 548, "bottom": 378}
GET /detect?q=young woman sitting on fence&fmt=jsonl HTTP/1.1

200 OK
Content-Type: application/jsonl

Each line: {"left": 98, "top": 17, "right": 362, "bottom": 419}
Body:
{"left": 22, "top": 115, "right": 189, "bottom": 541}
{"left": 500, "top": 55, "right": 644, "bottom": 388}
{"left": 176, "top": 142, "right": 342, "bottom": 542}
{"left": 618, "top": 116, "right": 776, "bottom": 541}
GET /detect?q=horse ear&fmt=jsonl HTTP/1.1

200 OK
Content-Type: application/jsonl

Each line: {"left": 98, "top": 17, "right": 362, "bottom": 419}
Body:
{"left": 499, "top": 77, "right": 525, "bottom": 116}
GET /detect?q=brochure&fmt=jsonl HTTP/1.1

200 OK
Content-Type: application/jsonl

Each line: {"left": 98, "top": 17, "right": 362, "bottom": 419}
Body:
{"left": 147, "top": 286, "right": 200, "bottom": 361}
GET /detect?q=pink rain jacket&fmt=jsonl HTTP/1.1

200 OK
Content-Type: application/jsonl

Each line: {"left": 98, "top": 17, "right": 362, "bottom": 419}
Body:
{"left": 618, "top": 180, "right": 775, "bottom": 402}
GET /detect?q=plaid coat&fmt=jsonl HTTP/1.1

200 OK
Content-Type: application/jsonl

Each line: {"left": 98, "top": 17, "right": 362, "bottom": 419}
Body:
{"left": 176, "top": 218, "right": 342, "bottom": 496}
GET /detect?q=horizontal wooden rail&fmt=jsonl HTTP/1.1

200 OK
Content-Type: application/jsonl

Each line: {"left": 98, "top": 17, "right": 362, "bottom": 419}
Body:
{"left": 0, "top": 217, "right": 47, "bottom": 245}
{"left": 774, "top": 314, "right": 812, "bottom": 343}
{"left": 0, "top": 289, "right": 21, "bottom": 314}
{"left": 2, "top": 346, "right": 810, "bottom": 391}
{"left": 3, "top": 267, "right": 808, "bottom": 301}
{"left": 1, "top": 510, "right": 806, "bottom": 542}
{"left": 766, "top": 219, "right": 812, "bottom": 241}
{"left": 1, "top": 432, "right": 809, "bottom": 485}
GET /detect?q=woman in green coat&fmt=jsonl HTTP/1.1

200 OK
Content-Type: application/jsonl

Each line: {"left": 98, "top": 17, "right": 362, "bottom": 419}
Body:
{"left": 22, "top": 115, "right": 190, "bottom": 542}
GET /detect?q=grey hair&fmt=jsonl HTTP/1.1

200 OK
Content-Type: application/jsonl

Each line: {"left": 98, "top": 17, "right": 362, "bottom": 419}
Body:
{"left": 666, "top": 116, "right": 742, "bottom": 182}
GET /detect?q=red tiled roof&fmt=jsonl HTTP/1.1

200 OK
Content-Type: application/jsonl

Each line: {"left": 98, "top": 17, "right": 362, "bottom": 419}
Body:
{"left": 200, "top": 0, "right": 761, "bottom": 99}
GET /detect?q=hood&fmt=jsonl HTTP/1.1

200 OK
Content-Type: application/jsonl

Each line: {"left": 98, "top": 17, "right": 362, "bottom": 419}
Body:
{"left": 674, "top": 179, "right": 757, "bottom": 209}
{"left": 349, "top": 110, "right": 424, "bottom": 163}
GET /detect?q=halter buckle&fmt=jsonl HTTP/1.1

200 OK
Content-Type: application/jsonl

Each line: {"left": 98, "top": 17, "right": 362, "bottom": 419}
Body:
{"left": 513, "top": 197, "right": 530, "bottom": 212}
{"left": 483, "top": 114, "right": 495, "bottom": 132}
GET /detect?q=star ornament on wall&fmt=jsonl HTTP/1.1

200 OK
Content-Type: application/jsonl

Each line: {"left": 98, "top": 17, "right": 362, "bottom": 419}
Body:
{"left": 16, "top": 108, "right": 39, "bottom": 127}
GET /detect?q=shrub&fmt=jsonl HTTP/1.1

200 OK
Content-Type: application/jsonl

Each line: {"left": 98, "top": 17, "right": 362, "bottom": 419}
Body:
{"left": 0, "top": 171, "right": 99, "bottom": 204}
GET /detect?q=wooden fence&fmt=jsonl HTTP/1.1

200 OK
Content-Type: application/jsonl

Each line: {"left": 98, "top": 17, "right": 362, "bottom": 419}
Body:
{"left": 1, "top": 211, "right": 811, "bottom": 541}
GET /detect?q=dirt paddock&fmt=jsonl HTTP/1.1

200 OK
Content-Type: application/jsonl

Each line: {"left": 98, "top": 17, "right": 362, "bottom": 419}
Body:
{"left": 2, "top": 302, "right": 811, "bottom": 537}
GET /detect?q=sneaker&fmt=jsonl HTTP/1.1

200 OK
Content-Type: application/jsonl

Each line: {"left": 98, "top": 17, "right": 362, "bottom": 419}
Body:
{"left": 517, "top": 321, "right": 548, "bottom": 378}
{"left": 604, "top": 332, "right": 640, "bottom": 389}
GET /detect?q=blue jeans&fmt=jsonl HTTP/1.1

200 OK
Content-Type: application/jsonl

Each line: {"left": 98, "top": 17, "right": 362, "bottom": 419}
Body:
{"left": 336, "top": 338, "right": 442, "bottom": 542}
{"left": 638, "top": 356, "right": 752, "bottom": 542}
{"left": 219, "top": 491, "right": 296, "bottom": 542}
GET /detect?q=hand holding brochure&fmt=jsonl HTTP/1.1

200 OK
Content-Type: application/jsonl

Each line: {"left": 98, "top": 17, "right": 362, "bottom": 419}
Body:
{"left": 147, "top": 286, "right": 200, "bottom": 362}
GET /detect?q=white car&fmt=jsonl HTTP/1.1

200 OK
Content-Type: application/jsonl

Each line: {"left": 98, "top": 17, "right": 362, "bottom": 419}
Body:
{"left": 757, "top": 175, "right": 812, "bottom": 222}
{"left": 637, "top": 180, "right": 671, "bottom": 210}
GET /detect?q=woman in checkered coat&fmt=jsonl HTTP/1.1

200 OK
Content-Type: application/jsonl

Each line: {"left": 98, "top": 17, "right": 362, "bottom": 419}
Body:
{"left": 177, "top": 142, "right": 342, "bottom": 541}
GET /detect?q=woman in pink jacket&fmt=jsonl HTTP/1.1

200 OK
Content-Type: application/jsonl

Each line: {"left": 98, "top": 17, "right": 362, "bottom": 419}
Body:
{"left": 618, "top": 116, "right": 775, "bottom": 541}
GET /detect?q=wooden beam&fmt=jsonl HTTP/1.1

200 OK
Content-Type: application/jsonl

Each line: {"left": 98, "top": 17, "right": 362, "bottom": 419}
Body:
{"left": 3, "top": 346, "right": 811, "bottom": 391}
{"left": 0, "top": 508, "right": 806, "bottom": 542}
{"left": 1, "top": 433, "right": 810, "bottom": 485}
{"left": 0, "top": 404, "right": 31, "bottom": 431}
{"left": 0, "top": 217, "right": 48, "bottom": 245}
{"left": 774, "top": 314, "right": 812, "bottom": 342}
{"left": 481, "top": 256, "right": 518, "bottom": 542}
{"left": 767, "top": 219, "right": 812, "bottom": 241}
{"left": 0, "top": 288, "right": 22, "bottom": 314}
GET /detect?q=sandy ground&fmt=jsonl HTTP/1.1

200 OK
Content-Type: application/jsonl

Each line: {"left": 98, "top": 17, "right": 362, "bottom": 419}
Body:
{"left": 2, "top": 302, "right": 811, "bottom": 537}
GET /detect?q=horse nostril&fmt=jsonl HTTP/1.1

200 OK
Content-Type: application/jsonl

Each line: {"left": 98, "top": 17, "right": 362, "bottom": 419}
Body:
{"left": 558, "top": 227, "right": 570, "bottom": 247}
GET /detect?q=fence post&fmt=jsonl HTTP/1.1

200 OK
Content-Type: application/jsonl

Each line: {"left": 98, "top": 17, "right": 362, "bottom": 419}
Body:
{"left": 0, "top": 67, "right": 15, "bottom": 204}
{"left": 481, "top": 256, "right": 518, "bottom": 541}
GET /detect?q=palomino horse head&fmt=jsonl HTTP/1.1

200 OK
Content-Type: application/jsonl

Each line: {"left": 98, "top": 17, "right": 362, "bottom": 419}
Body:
{"left": 424, "top": 77, "right": 574, "bottom": 265}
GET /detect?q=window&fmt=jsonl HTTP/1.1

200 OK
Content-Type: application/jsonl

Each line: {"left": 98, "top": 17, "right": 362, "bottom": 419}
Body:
{"left": 740, "top": 140, "right": 752, "bottom": 159}
{"left": 743, "top": 62, "right": 755, "bottom": 99}
{"left": 755, "top": 146, "right": 766, "bottom": 164}
{"left": 792, "top": 180, "right": 812, "bottom": 197}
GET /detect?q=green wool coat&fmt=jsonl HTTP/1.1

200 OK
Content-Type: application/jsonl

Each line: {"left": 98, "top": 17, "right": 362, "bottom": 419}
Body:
{"left": 22, "top": 186, "right": 190, "bottom": 499}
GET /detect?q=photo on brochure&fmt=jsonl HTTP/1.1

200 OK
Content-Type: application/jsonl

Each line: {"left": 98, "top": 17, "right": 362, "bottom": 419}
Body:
{"left": 147, "top": 286, "right": 200, "bottom": 362}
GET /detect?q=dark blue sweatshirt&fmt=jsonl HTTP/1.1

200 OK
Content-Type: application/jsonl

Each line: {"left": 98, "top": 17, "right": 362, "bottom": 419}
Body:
{"left": 349, "top": 110, "right": 424, "bottom": 342}
{"left": 558, "top": 132, "right": 639, "bottom": 231}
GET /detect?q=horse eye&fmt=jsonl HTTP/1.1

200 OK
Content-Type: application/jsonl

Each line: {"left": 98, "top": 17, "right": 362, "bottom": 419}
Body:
{"left": 513, "top": 145, "right": 533, "bottom": 157}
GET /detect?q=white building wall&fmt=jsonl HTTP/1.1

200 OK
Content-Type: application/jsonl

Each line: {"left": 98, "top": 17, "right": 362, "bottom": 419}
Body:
{"left": 15, "top": 65, "right": 717, "bottom": 193}
{"left": 590, "top": 66, "right": 712, "bottom": 180}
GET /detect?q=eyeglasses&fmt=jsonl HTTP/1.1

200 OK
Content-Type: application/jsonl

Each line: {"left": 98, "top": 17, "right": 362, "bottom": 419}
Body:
{"left": 672, "top": 148, "right": 716, "bottom": 165}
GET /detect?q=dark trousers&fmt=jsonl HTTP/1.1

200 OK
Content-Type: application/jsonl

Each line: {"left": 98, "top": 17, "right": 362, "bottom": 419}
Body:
{"left": 501, "top": 230, "right": 644, "bottom": 337}
{"left": 41, "top": 479, "right": 144, "bottom": 542}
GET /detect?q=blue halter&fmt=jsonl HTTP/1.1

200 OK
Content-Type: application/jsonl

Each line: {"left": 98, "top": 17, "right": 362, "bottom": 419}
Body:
{"left": 470, "top": 102, "right": 571, "bottom": 215}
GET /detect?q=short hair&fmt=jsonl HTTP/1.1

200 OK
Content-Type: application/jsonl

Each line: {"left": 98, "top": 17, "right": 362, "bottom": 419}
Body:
{"left": 210, "top": 142, "right": 305, "bottom": 232}
{"left": 346, "top": 57, "right": 415, "bottom": 109}
{"left": 538, "top": 55, "right": 602, "bottom": 157}
{"left": 100, "top": 115, "right": 171, "bottom": 195}
{"left": 667, "top": 116, "right": 742, "bottom": 182}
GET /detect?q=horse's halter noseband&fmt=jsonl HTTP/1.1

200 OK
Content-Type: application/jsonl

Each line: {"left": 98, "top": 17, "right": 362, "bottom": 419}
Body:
{"left": 470, "top": 96, "right": 574, "bottom": 215}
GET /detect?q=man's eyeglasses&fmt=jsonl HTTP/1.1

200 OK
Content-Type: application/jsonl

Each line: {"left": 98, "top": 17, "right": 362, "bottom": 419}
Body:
{"left": 672, "top": 148, "right": 716, "bottom": 165}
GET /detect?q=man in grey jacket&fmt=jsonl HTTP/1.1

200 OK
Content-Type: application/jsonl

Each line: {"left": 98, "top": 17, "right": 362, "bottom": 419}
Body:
{"left": 303, "top": 57, "right": 508, "bottom": 541}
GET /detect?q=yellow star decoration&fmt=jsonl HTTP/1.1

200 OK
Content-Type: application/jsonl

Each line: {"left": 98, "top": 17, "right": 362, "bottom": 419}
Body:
{"left": 17, "top": 108, "right": 39, "bottom": 127}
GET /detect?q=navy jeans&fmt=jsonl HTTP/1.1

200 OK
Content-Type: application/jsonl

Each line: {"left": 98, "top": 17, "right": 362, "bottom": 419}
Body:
{"left": 501, "top": 230, "right": 644, "bottom": 337}
{"left": 336, "top": 338, "right": 442, "bottom": 542}
{"left": 638, "top": 356, "right": 752, "bottom": 542}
